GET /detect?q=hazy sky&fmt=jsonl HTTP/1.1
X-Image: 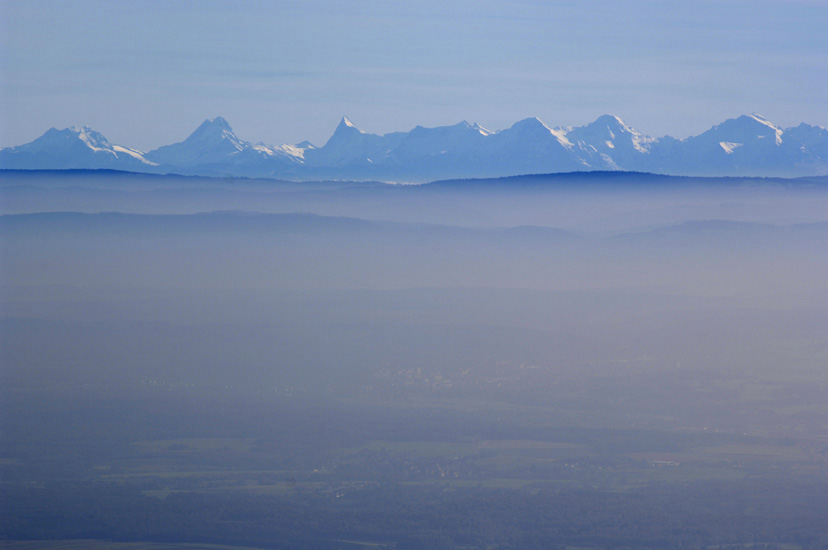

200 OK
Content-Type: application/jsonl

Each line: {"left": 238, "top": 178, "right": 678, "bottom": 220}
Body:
{"left": 2, "top": 0, "right": 827, "bottom": 150}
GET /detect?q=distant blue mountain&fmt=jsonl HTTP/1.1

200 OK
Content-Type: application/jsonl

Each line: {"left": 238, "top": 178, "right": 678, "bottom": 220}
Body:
{"left": 2, "top": 114, "right": 826, "bottom": 181}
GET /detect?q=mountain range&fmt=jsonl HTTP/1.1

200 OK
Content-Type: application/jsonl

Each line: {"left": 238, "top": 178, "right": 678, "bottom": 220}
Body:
{"left": 2, "top": 114, "right": 827, "bottom": 181}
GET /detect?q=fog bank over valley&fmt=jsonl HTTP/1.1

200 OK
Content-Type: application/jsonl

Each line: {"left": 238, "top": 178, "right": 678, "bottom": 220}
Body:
{"left": 2, "top": 171, "right": 828, "bottom": 549}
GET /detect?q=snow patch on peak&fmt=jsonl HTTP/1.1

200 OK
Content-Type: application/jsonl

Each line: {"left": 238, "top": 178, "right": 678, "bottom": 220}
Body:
{"left": 329, "top": 117, "right": 369, "bottom": 139}
{"left": 745, "top": 114, "right": 783, "bottom": 145}
{"left": 594, "top": 114, "right": 626, "bottom": 128}
{"left": 719, "top": 141, "right": 743, "bottom": 154}
{"left": 278, "top": 144, "right": 306, "bottom": 160}
{"left": 338, "top": 116, "right": 364, "bottom": 133}
{"left": 525, "top": 116, "right": 551, "bottom": 130}
{"left": 473, "top": 122, "right": 493, "bottom": 136}
{"left": 0, "top": 123, "right": 161, "bottom": 168}
{"left": 631, "top": 135, "right": 653, "bottom": 153}
{"left": 251, "top": 143, "right": 306, "bottom": 160}
{"left": 510, "top": 117, "right": 572, "bottom": 146}
{"left": 747, "top": 113, "right": 779, "bottom": 130}
{"left": 591, "top": 114, "right": 638, "bottom": 137}
{"left": 112, "top": 145, "right": 158, "bottom": 165}
{"left": 566, "top": 114, "right": 653, "bottom": 155}
{"left": 599, "top": 153, "right": 620, "bottom": 169}
{"left": 73, "top": 126, "right": 111, "bottom": 150}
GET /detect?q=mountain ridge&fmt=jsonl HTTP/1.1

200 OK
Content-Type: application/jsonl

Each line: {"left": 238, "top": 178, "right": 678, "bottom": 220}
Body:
{"left": 2, "top": 114, "right": 827, "bottom": 181}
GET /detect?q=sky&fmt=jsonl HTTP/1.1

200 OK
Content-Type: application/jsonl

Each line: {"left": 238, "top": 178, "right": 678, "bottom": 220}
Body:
{"left": 1, "top": 0, "right": 827, "bottom": 151}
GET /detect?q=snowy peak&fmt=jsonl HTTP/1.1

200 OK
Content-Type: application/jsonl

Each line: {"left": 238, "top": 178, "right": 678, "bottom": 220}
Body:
{"left": 310, "top": 116, "right": 398, "bottom": 164}
{"left": 745, "top": 113, "right": 780, "bottom": 131}
{"left": 340, "top": 116, "right": 359, "bottom": 130}
{"left": 185, "top": 117, "right": 245, "bottom": 149}
{"left": 194, "top": 116, "right": 232, "bottom": 133}
{"left": 139, "top": 116, "right": 306, "bottom": 173}
{"left": 591, "top": 115, "right": 646, "bottom": 144}
{"left": 388, "top": 120, "right": 490, "bottom": 163}
{"left": 332, "top": 116, "right": 365, "bottom": 136}
{"left": 702, "top": 114, "right": 783, "bottom": 145}
{"left": 566, "top": 114, "right": 654, "bottom": 167}
{"left": 592, "top": 114, "right": 630, "bottom": 132}
{"left": 187, "top": 117, "right": 234, "bottom": 142}
{"left": 25, "top": 125, "right": 113, "bottom": 153}
{"left": 72, "top": 125, "right": 112, "bottom": 150}
{"left": 505, "top": 117, "right": 572, "bottom": 146}
{"left": 509, "top": 116, "right": 551, "bottom": 133}
{"left": 0, "top": 124, "right": 155, "bottom": 169}
{"left": 672, "top": 114, "right": 801, "bottom": 176}
{"left": 569, "top": 114, "right": 645, "bottom": 141}
{"left": 730, "top": 114, "right": 781, "bottom": 134}
{"left": 147, "top": 116, "right": 249, "bottom": 166}
{"left": 319, "top": 116, "right": 374, "bottom": 150}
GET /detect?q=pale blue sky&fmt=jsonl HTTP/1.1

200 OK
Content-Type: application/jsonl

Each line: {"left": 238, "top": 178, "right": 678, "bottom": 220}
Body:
{"left": 2, "top": 0, "right": 827, "bottom": 150}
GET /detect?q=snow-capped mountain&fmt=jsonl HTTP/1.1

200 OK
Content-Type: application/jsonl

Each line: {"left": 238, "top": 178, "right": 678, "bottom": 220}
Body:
{"left": 477, "top": 117, "right": 586, "bottom": 176}
{"left": 0, "top": 126, "right": 157, "bottom": 170}
{"left": 657, "top": 114, "right": 798, "bottom": 176}
{"left": 2, "top": 114, "right": 827, "bottom": 181}
{"left": 145, "top": 117, "right": 303, "bottom": 176}
{"left": 383, "top": 121, "right": 492, "bottom": 179}
{"left": 303, "top": 116, "right": 405, "bottom": 168}
{"left": 146, "top": 116, "right": 247, "bottom": 167}
{"left": 566, "top": 114, "right": 656, "bottom": 172}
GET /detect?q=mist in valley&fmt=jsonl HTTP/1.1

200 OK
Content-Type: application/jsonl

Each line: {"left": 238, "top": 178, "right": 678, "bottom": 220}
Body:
{"left": 2, "top": 171, "right": 828, "bottom": 549}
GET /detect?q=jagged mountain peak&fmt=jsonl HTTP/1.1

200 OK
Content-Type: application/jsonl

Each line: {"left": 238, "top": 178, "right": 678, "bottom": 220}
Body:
{"left": 144, "top": 116, "right": 250, "bottom": 167}
{"left": 189, "top": 116, "right": 238, "bottom": 141}
{"left": 322, "top": 117, "right": 371, "bottom": 148}
{"left": 336, "top": 116, "right": 363, "bottom": 133}
{"left": 789, "top": 121, "right": 828, "bottom": 133}
{"left": 201, "top": 115, "right": 231, "bottom": 129}
{"left": 562, "top": 115, "right": 655, "bottom": 169}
